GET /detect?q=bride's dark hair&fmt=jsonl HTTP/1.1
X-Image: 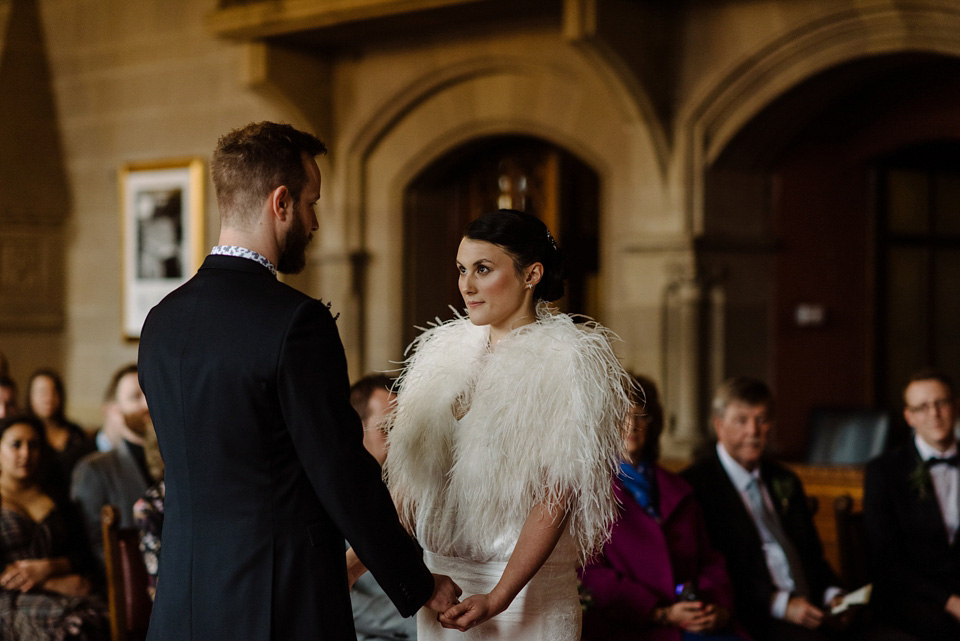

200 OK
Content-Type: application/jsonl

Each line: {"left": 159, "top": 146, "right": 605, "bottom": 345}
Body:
{"left": 463, "top": 209, "right": 566, "bottom": 302}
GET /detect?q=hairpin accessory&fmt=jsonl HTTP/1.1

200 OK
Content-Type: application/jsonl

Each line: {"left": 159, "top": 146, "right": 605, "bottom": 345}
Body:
{"left": 546, "top": 229, "right": 558, "bottom": 251}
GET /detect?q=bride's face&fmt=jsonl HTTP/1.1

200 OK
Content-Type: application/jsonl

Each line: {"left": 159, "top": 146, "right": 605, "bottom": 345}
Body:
{"left": 457, "top": 238, "right": 535, "bottom": 334}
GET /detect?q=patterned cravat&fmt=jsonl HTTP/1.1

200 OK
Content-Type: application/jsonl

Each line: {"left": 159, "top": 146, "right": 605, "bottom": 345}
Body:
{"left": 210, "top": 245, "right": 277, "bottom": 276}
{"left": 745, "top": 477, "right": 810, "bottom": 599}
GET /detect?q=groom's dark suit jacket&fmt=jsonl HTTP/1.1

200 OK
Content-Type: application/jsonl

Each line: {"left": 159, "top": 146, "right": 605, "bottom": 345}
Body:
{"left": 864, "top": 441, "right": 960, "bottom": 625}
{"left": 138, "top": 255, "right": 434, "bottom": 641}
{"left": 682, "top": 451, "right": 839, "bottom": 639}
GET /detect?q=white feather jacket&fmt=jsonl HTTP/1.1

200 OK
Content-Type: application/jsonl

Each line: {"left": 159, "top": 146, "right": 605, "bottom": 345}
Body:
{"left": 384, "top": 305, "right": 631, "bottom": 564}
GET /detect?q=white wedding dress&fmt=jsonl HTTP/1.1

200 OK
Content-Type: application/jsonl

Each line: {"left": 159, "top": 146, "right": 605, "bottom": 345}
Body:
{"left": 385, "top": 305, "right": 632, "bottom": 641}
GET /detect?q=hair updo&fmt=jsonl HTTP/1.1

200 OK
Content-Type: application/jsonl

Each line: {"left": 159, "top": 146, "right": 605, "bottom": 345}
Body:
{"left": 463, "top": 209, "right": 566, "bottom": 302}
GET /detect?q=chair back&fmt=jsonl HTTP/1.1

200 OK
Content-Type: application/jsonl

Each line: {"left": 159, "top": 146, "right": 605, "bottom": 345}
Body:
{"left": 807, "top": 408, "right": 890, "bottom": 465}
{"left": 101, "top": 504, "right": 152, "bottom": 641}
{"left": 833, "top": 493, "right": 869, "bottom": 588}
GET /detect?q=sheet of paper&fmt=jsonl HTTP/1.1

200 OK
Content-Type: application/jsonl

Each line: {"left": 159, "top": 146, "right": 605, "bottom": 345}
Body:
{"left": 831, "top": 583, "right": 872, "bottom": 615}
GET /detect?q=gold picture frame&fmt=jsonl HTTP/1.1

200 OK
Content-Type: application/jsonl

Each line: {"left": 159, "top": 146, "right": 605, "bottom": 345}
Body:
{"left": 119, "top": 157, "right": 205, "bottom": 339}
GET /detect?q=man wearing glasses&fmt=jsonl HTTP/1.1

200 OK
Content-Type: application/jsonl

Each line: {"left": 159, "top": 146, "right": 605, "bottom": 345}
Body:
{"left": 864, "top": 368, "right": 960, "bottom": 641}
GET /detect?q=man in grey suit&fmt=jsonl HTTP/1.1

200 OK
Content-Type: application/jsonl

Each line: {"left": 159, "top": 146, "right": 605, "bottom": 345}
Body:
{"left": 72, "top": 363, "right": 152, "bottom": 564}
{"left": 348, "top": 373, "right": 418, "bottom": 641}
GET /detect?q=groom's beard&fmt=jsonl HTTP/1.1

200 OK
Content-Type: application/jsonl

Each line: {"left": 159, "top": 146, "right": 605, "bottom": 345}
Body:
{"left": 278, "top": 213, "right": 311, "bottom": 275}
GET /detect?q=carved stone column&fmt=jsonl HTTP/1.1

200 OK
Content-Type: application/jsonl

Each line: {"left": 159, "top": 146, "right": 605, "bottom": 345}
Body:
{"left": 660, "top": 276, "right": 706, "bottom": 459}
{"left": 0, "top": 0, "right": 69, "bottom": 339}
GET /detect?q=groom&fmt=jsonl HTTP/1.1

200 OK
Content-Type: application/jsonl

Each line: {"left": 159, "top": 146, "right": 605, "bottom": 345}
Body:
{"left": 138, "top": 121, "right": 460, "bottom": 640}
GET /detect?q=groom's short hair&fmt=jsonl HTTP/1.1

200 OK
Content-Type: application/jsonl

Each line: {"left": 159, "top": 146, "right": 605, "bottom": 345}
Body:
{"left": 211, "top": 121, "right": 326, "bottom": 228}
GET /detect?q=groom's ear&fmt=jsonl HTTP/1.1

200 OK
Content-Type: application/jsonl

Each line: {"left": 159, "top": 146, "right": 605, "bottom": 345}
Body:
{"left": 268, "top": 185, "right": 292, "bottom": 221}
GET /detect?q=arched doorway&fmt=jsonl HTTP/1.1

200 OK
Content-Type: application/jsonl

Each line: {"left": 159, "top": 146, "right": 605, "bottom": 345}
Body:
{"left": 703, "top": 53, "right": 960, "bottom": 457}
{"left": 875, "top": 141, "right": 960, "bottom": 408}
{"left": 402, "top": 135, "right": 600, "bottom": 347}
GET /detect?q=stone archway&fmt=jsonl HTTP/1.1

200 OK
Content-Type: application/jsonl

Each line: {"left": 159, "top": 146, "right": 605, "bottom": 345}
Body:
{"left": 401, "top": 134, "right": 601, "bottom": 349}
{"left": 331, "top": 52, "right": 664, "bottom": 373}
{"left": 683, "top": 3, "right": 960, "bottom": 232}
{"left": 695, "top": 49, "right": 960, "bottom": 458}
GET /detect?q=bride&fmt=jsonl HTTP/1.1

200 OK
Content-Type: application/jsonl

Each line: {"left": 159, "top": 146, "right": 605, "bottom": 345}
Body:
{"left": 380, "top": 209, "right": 632, "bottom": 639}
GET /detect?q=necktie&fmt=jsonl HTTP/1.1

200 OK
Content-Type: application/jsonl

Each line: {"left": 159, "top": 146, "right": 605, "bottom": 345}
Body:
{"left": 926, "top": 455, "right": 959, "bottom": 469}
{"left": 745, "top": 477, "right": 810, "bottom": 598}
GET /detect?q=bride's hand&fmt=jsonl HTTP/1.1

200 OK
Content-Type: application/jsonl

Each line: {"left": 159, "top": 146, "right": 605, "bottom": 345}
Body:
{"left": 438, "top": 592, "right": 507, "bottom": 631}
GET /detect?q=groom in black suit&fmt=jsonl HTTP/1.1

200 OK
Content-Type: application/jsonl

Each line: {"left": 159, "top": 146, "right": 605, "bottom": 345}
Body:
{"left": 864, "top": 368, "right": 960, "bottom": 640}
{"left": 138, "top": 122, "right": 460, "bottom": 641}
{"left": 683, "top": 377, "right": 844, "bottom": 641}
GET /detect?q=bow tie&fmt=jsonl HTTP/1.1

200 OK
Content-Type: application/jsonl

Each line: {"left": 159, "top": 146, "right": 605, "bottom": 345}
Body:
{"left": 925, "top": 455, "right": 959, "bottom": 469}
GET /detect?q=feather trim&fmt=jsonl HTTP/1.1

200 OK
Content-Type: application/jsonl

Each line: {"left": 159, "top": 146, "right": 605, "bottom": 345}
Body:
{"left": 384, "top": 304, "right": 632, "bottom": 564}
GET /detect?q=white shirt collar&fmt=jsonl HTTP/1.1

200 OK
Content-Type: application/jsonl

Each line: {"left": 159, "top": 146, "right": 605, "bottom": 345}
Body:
{"left": 716, "top": 442, "right": 760, "bottom": 492}
{"left": 914, "top": 433, "right": 958, "bottom": 461}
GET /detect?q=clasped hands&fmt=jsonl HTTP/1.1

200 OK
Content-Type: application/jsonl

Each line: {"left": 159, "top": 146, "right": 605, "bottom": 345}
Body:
{"left": 660, "top": 601, "right": 729, "bottom": 634}
{"left": 426, "top": 576, "right": 507, "bottom": 632}
{"left": 0, "top": 559, "right": 54, "bottom": 592}
{"left": 0, "top": 559, "right": 90, "bottom": 596}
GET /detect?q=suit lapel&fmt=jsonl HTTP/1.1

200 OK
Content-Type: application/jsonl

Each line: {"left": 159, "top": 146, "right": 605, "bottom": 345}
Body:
{"left": 115, "top": 439, "right": 148, "bottom": 492}
{"left": 759, "top": 461, "right": 793, "bottom": 518}
{"left": 900, "top": 441, "right": 952, "bottom": 550}
{"left": 708, "top": 452, "right": 764, "bottom": 546}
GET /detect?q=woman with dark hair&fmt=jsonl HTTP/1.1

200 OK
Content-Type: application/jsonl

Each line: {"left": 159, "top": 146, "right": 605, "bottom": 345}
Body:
{"left": 26, "top": 370, "right": 94, "bottom": 483}
{"left": 579, "top": 375, "right": 747, "bottom": 641}
{"left": 0, "top": 414, "right": 107, "bottom": 639}
{"left": 361, "top": 209, "right": 631, "bottom": 639}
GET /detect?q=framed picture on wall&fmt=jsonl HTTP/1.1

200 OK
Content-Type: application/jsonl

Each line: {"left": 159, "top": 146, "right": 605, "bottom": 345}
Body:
{"left": 119, "top": 157, "right": 205, "bottom": 339}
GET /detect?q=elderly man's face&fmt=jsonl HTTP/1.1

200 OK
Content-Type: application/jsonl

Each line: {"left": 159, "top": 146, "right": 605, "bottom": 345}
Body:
{"left": 0, "top": 386, "right": 16, "bottom": 419}
{"left": 714, "top": 400, "right": 772, "bottom": 471}
{"left": 904, "top": 379, "right": 958, "bottom": 452}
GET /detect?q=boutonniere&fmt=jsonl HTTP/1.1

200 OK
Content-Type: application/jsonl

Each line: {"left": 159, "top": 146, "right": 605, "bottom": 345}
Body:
{"left": 909, "top": 455, "right": 933, "bottom": 501}
{"left": 320, "top": 299, "right": 340, "bottom": 321}
{"left": 770, "top": 476, "right": 796, "bottom": 513}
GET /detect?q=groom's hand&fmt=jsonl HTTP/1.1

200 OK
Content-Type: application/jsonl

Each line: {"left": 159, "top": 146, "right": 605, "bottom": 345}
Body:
{"left": 425, "top": 573, "right": 462, "bottom": 612}
{"left": 438, "top": 592, "right": 508, "bottom": 631}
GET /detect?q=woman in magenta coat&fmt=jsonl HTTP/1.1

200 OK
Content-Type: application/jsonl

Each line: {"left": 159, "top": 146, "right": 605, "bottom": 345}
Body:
{"left": 579, "top": 375, "right": 748, "bottom": 641}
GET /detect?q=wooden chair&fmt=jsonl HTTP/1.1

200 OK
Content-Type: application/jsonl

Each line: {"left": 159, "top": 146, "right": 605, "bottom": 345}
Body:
{"left": 101, "top": 505, "right": 153, "bottom": 641}
{"left": 834, "top": 493, "right": 869, "bottom": 588}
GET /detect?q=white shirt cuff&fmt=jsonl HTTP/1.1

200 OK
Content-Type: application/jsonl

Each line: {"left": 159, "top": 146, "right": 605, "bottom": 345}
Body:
{"left": 771, "top": 590, "right": 791, "bottom": 619}
{"left": 823, "top": 586, "right": 844, "bottom": 607}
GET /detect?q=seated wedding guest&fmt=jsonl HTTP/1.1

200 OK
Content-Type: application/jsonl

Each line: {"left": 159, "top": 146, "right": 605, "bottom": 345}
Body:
{"left": 683, "top": 377, "right": 845, "bottom": 641}
{"left": 93, "top": 364, "right": 148, "bottom": 452}
{"left": 579, "top": 374, "right": 746, "bottom": 641}
{"left": 0, "top": 414, "right": 108, "bottom": 639}
{"left": 26, "top": 369, "right": 94, "bottom": 484}
{"left": 0, "top": 376, "right": 18, "bottom": 419}
{"left": 133, "top": 423, "right": 164, "bottom": 601}
{"left": 864, "top": 368, "right": 960, "bottom": 641}
{"left": 72, "top": 364, "right": 151, "bottom": 566}
{"left": 347, "top": 373, "right": 418, "bottom": 641}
